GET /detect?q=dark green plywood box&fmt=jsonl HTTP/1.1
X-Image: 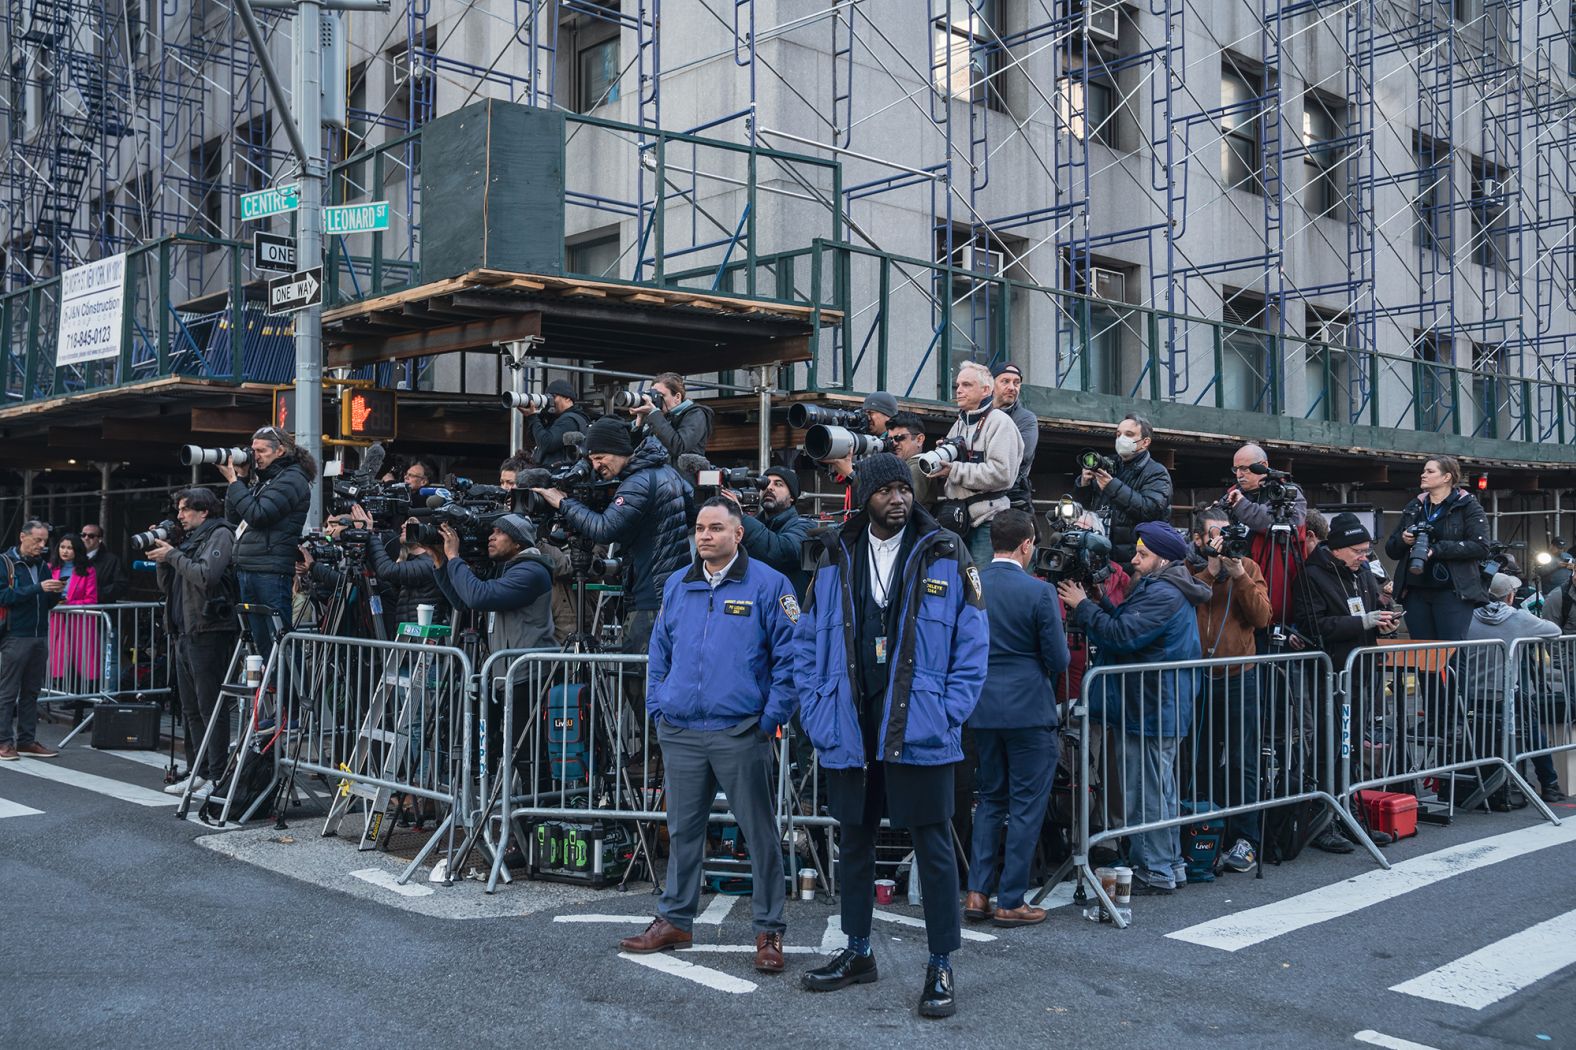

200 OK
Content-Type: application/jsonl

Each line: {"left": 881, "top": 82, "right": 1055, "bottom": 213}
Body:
{"left": 419, "top": 100, "right": 565, "bottom": 283}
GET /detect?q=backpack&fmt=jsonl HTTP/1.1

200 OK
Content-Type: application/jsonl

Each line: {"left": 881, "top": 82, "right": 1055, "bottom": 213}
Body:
{"left": 1261, "top": 799, "right": 1332, "bottom": 864}
{"left": 199, "top": 746, "right": 278, "bottom": 825}
{"left": 1179, "top": 800, "right": 1226, "bottom": 882}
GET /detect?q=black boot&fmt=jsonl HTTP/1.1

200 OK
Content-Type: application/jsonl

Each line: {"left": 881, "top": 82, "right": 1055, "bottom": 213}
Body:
{"left": 801, "top": 949, "right": 878, "bottom": 992}
{"left": 918, "top": 964, "right": 956, "bottom": 1018}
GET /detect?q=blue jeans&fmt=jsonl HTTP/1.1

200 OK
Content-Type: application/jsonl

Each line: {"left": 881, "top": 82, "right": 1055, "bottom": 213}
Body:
{"left": 967, "top": 726, "right": 1059, "bottom": 910}
{"left": 1121, "top": 733, "right": 1183, "bottom": 888}
{"left": 238, "top": 571, "right": 292, "bottom": 662}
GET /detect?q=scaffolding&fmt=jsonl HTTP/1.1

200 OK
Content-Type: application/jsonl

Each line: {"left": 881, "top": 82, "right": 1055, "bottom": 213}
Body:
{"left": 2, "top": 0, "right": 1573, "bottom": 435}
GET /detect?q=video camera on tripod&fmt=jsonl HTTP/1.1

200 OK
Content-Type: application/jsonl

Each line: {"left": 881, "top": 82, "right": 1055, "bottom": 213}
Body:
{"left": 689, "top": 460, "right": 770, "bottom": 509}
{"left": 1031, "top": 496, "right": 1113, "bottom": 585}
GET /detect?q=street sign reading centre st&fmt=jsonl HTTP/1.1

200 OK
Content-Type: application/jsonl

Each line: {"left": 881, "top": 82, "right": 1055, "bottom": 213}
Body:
{"left": 241, "top": 184, "right": 300, "bottom": 222}
{"left": 267, "top": 267, "right": 323, "bottom": 315}
{"left": 324, "top": 201, "right": 390, "bottom": 235}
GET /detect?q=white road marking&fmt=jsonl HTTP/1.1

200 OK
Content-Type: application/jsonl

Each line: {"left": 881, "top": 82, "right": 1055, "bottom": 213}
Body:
{"left": 872, "top": 909, "right": 997, "bottom": 942}
{"left": 0, "top": 759, "right": 176, "bottom": 807}
{"left": 1031, "top": 881, "right": 1079, "bottom": 910}
{"left": 1168, "top": 820, "right": 1576, "bottom": 952}
{"left": 101, "top": 748, "right": 178, "bottom": 772}
{"left": 0, "top": 796, "right": 43, "bottom": 819}
{"left": 1389, "top": 908, "right": 1576, "bottom": 1010}
{"left": 618, "top": 951, "right": 757, "bottom": 994}
{"left": 820, "top": 915, "right": 844, "bottom": 953}
{"left": 697, "top": 893, "right": 740, "bottom": 925}
{"left": 684, "top": 945, "right": 821, "bottom": 955}
{"left": 349, "top": 868, "right": 436, "bottom": 898}
{"left": 553, "top": 914, "right": 650, "bottom": 924}
{"left": 1353, "top": 1030, "right": 1444, "bottom": 1050}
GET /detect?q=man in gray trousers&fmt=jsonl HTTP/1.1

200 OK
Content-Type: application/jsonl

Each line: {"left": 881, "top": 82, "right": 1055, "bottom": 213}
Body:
{"left": 618, "top": 497, "right": 800, "bottom": 974}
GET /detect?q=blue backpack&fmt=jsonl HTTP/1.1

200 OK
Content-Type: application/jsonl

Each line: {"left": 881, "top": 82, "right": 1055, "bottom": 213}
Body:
{"left": 1179, "top": 800, "right": 1226, "bottom": 883}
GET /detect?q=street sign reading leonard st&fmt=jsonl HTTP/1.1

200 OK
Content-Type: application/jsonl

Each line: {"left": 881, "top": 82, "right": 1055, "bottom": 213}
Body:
{"left": 267, "top": 267, "right": 323, "bottom": 315}
{"left": 324, "top": 201, "right": 390, "bottom": 235}
{"left": 241, "top": 184, "right": 300, "bottom": 221}
{"left": 253, "top": 232, "right": 297, "bottom": 274}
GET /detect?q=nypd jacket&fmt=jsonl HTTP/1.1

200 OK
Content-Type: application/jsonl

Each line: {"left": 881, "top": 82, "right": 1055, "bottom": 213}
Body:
{"left": 793, "top": 508, "right": 989, "bottom": 768}
{"left": 741, "top": 505, "right": 813, "bottom": 599}
{"left": 647, "top": 548, "right": 799, "bottom": 733}
{"left": 556, "top": 437, "right": 691, "bottom": 611}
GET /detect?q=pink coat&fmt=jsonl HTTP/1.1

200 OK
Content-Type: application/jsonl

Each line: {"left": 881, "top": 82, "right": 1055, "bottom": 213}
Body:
{"left": 48, "top": 565, "right": 101, "bottom": 682}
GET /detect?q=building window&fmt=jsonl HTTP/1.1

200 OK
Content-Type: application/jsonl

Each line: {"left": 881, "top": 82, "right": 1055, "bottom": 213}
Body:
{"left": 235, "top": 116, "right": 271, "bottom": 201}
{"left": 575, "top": 37, "right": 621, "bottom": 113}
{"left": 1471, "top": 342, "right": 1509, "bottom": 439}
{"left": 567, "top": 231, "right": 621, "bottom": 279}
{"left": 1304, "top": 311, "right": 1352, "bottom": 422}
{"left": 1061, "top": 76, "right": 1119, "bottom": 148}
{"left": 1302, "top": 93, "right": 1345, "bottom": 221}
{"left": 1222, "top": 288, "right": 1270, "bottom": 411}
{"left": 190, "top": 136, "right": 225, "bottom": 242}
{"left": 1220, "top": 57, "right": 1263, "bottom": 195}
{"left": 386, "top": 33, "right": 436, "bottom": 132}
{"left": 932, "top": 0, "right": 1006, "bottom": 112}
{"left": 1061, "top": 254, "right": 1130, "bottom": 396}
{"left": 938, "top": 227, "right": 1018, "bottom": 379}
{"left": 1470, "top": 161, "right": 1512, "bottom": 271}
{"left": 1414, "top": 132, "right": 1450, "bottom": 252}
{"left": 1413, "top": 331, "right": 1453, "bottom": 432}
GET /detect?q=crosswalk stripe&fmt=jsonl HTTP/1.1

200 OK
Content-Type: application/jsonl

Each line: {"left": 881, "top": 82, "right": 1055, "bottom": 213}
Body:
{"left": 1167, "top": 819, "right": 1576, "bottom": 952}
{"left": 1353, "top": 1030, "right": 1444, "bottom": 1050}
{"left": 0, "top": 796, "right": 43, "bottom": 819}
{"left": 102, "top": 748, "right": 178, "bottom": 772}
{"left": 696, "top": 893, "right": 740, "bottom": 925}
{"left": 618, "top": 951, "right": 758, "bottom": 994}
{"left": 0, "top": 759, "right": 175, "bottom": 807}
{"left": 1389, "top": 907, "right": 1576, "bottom": 1010}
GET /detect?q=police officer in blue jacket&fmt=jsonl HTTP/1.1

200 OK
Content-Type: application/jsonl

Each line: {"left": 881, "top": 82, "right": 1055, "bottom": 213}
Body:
{"left": 618, "top": 498, "right": 800, "bottom": 975}
{"left": 962, "top": 510, "right": 1070, "bottom": 928}
{"left": 794, "top": 453, "right": 988, "bottom": 1019}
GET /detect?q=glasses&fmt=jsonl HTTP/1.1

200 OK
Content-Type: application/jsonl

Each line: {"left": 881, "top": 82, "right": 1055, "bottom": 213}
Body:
{"left": 404, "top": 471, "right": 428, "bottom": 482}
{"left": 1231, "top": 465, "right": 1262, "bottom": 475}
{"left": 82, "top": 532, "right": 103, "bottom": 539}
{"left": 889, "top": 433, "right": 917, "bottom": 444}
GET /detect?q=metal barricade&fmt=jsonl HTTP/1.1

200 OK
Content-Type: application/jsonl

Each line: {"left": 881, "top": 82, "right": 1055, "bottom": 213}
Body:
{"left": 1340, "top": 639, "right": 1558, "bottom": 824}
{"left": 463, "top": 649, "right": 836, "bottom": 896}
{"left": 1507, "top": 634, "right": 1576, "bottom": 806}
{"left": 42, "top": 601, "right": 172, "bottom": 746}
{"left": 1062, "top": 651, "right": 1384, "bottom": 929}
{"left": 274, "top": 632, "right": 476, "bottom": 885}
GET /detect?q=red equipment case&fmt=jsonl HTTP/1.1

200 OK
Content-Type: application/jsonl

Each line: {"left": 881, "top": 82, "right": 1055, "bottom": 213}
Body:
{"left": 1355, "top": 790, "right": 1418, "bottom": 840}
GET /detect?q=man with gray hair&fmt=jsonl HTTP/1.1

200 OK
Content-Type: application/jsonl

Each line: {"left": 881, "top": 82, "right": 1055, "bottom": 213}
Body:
{"left": 928, "top": 360, "right": 1023, "bottom": 566}
{"left": 1223, "top": 442, "right": 1308, "bottom": 636}
{"left": 0, "top": 520, "right": 66, "bottom": 760}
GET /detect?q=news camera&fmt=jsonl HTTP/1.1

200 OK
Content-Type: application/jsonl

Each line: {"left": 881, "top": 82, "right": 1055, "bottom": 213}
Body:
{"left": 696, "top": 466, "right": 770, "bottom": 509}
{"left": 1077, "top": 448, "right": 1118, "bottom": 475}
{"left": 1033, "top": 523, "right": 1113, "bottom": 586}
{"left": 804, "top": 425, "right": 891, "bottom": 464}
{"left": 1215, "top": 522, "right": 1253, "bottom": 560}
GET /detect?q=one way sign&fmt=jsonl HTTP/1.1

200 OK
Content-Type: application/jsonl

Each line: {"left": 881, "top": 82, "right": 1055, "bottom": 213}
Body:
{"left": 267, "top": 267, "right": 322, "bottom": 315}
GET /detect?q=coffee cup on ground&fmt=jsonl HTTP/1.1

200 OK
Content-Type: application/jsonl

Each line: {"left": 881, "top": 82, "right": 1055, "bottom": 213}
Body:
{"left": 874, "top": 879, "right": 896, "bottom": 905}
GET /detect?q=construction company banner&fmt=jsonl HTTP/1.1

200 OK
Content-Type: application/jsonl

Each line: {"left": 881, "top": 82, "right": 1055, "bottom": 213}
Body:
{"left": 56, "top": 253, "right": 127, "bottom": 366}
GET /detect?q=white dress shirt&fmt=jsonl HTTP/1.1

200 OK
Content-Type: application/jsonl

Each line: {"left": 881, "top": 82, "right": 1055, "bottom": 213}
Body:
{"left": 867, "top": 527, "right": 903, "bottom": 608}
{"left": 704, "top": 552, "right": 739, "bottom": 589}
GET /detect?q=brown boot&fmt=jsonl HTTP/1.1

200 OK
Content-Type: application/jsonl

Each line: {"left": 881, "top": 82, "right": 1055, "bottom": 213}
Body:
{"left": 991, "top": 904, "right": 1048, "bottom": 928}
{"left": 754, "top": 931, "right": 785, "bottom": 973}
{"left": 618, "top": 918, "right": 693, "bottom": 954}
{"left": 963, "top": 891, "right": 991, "bottom": 923}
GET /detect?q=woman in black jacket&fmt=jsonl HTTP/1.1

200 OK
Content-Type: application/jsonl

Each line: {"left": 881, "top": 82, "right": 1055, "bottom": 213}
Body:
{"left": 368, "top": 516, "right": 448, "bottom": 630}
{"left": 1383, "top": 456, "right": 1491, "bottom": 641}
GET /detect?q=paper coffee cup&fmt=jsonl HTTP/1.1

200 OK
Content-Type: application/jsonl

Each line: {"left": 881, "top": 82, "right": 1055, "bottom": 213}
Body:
{"left": 1112, "top": 866, "right": 1133, "bottom": 906}
{"left": 416, "top": 604, "right": 435, "bottom": 626}
{"left": 798, "top": 868, "right": 817, "bottom": 901}
{"left": 874, "top": 878, "right": 896, "bottom": 905}
{"left": 244, "top": 655, "right": 264, "bottom": 687}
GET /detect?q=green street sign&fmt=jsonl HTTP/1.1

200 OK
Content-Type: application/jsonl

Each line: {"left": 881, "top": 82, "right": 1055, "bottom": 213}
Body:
{"left": 324, "top": 201, "right": 391, "bottom": 235}
{"left": 240, "top": 184, "right": 300, "bottom": 221}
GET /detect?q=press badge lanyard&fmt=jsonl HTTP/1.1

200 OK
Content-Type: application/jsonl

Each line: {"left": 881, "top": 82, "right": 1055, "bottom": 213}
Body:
{"left": 1343, "top": 570, "right": 1365, "bottom": 617}
{"left": 871, "top": 545, "right": 898, "bottom": 664}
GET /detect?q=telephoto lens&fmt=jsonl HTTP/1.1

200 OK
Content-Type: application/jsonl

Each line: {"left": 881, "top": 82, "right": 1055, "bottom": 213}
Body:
{"left": 914, "top": 439, "right": 965, "bottom": 477}
{"left": 501, "top": 392, "right": 552, "bottom": 411}
{"left": 804, "top": 425, "right": 888, "bottom": 463}
{"left": 131, "top": 520, "right": 179, "bottom": 551}
{"left": 788, "top": 403, "right": 866, "bottom": 431}
{"left": 610, "top": 389, "right": 655, "bottom": 410}
{"left": 179, "top": 445, "right": 252, "bottom": 467}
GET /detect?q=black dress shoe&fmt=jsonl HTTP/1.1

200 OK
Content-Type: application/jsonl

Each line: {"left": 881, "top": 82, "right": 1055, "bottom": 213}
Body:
{"left": 1311, "top": 827, "right": 1354, "bottom": 854}
{"left": 801, "top": 948, "right": 878, "bottom": 992}
{"left": 917, "top": 964, "right": 955, "bottom": 1018}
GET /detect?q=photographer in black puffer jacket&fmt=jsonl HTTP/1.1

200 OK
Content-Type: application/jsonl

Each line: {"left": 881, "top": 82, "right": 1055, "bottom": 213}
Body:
{"left": 219, "top": 425, "right": 316, "bottom": 659}
{"left": 1383, "top": 455, "right": 1491, "bottom": 642}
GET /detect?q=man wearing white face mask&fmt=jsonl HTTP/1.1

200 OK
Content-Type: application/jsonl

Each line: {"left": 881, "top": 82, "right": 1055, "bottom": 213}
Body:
{"left": 1073, "top": 414, "right": 1172, "bottom": 566}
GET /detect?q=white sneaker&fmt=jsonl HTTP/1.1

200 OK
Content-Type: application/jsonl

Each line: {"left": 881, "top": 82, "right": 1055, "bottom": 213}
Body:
{"left": 163, "top": 775, "right": 194, "bottom": 796}
{"left": 190, "top": 780, "right": 216, "bottom": 802}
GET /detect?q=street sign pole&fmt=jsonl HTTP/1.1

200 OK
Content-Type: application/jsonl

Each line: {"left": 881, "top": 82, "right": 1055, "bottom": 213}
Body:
{"left": 294, "top": 0, "right": 325, "bottom": 520}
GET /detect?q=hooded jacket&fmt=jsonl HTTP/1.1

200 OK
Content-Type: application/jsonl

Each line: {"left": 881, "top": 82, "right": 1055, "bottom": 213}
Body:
{"left": 1071, "top": 559, "right": 1210, "bottom": 737}
{"left": 1293, "top": 543, "right": 1384, "bottom": 675}
{"left": 226, "top": 456, "right": 313, "bottom": 575}
{"left": 1383, "top": 488, "right": 1492, "bottom": 605}
{"left": 645, "top": 399, "right": 714, "bottom": 460}
{"left": 794, "top": 507, "right": 989, "bottom": 768}
{"left": 556, "top": 436, "right": 691, "bottom": 611}
{"left": 1460, "top": 601, "right": 1561, "bottom": 704}
{"left": 941, "top": 399, "right": 1024, "bottom": 529}
{"left": 156, "top": 517, "right": 237, "bottom": 637}
{"left": 1076, "top": 449, "right": 1172, "bottom": 565}
{"left": 434, "top": 549, "right": 554, "bottom": 652}
{"left": 1541, "top": 578, "right": 1576, "bottom": 635}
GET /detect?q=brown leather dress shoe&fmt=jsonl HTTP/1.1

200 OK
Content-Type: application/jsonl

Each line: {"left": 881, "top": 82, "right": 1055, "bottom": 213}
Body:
{"left": 618, "top": 918, "right": 693, "bottom": 954}
{"left": 0, "top": 743, "right": 17, "bottom": 761}
{"left": 17, "top": 742, "right": 58, "bottom": 758}
{"left": 754, "top": 931, "right": 785, "bottom": 973}
{"left": 963, "top": 891, "right": 991, "bottom": 923}
{"left": 991, "top": 904, "right": 1047, "bottom": 928}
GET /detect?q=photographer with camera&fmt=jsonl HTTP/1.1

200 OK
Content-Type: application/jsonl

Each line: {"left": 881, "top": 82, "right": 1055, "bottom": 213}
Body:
{"left": 626, "top": 371, "right": 714, "bottom": 461}
{"left": 1382, "top": 456, "right": 1491, "bottom": 641}
{"left": 928, "top": 360, "right": 1023, "bottom": 567}
{"left": 337, "top": 506, "right": 450, "bottom": 631}
{"left": 720, "top": 466, "right": 812, "bottom": 599}
{"left": 219, "top": 426, "right": 317, "bottom": 659}
{"left": 884, "top": 412, "right": 935, "bottom": 512}
{"left": 992, "top": 364, "right": 1037, "bottom": 512}
{"left": 429, "top": 514, "right": 554, "bottom": 650}
{"left": 532, "top": 417, "right": 690, "bottom": 651}
{"left": 1056, "top": 521, "right": 1210, "bottom": 893}
{"left": 1221, "top": 444, "right": 1306, "bottom": 630}
{"left": 1073, "top": 414, "right": 1172, "bottom": 567}
{"left": 516, "top": 380, "right": 591, "bottom": 470}
{"left": 1187, "top": 507, "right": 1273, "bottom": 872}
{"left": 147, "top": 489, "right": 237, "bottom": 798}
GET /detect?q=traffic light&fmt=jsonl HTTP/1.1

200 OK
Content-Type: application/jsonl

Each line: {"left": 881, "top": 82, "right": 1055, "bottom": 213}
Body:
{"left": 1476, "top": 472, "right": 1489, "bottom": 492}
{"left": 340, "top": 388, "right": 397, "bottom": 442}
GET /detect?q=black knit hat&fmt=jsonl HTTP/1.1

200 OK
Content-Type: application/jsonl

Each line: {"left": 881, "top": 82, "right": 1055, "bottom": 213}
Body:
{"left": 1327, "top": 512, "right": 1372, "bottom": 550}
{"left": 765, "top": 466, "right": 801, "bottom": 501}
{"left": 585, "top": 416, "right": 635, "bottom": 456}
{"left": 853, "top": 452, "right": 912, "bottom": 510}
{"left": 545, "top": 379, "right": 575, "bottom": 399}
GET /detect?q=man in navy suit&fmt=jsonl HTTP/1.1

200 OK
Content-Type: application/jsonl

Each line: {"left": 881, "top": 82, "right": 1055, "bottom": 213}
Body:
{"left": 963, "top": 509, "right": 1071, "bottom": 927}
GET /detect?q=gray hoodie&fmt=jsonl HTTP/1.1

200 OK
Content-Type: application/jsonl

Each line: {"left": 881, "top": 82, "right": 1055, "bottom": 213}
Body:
{"left": 1459, "top": 601, "right": 1560, "bottom": 702}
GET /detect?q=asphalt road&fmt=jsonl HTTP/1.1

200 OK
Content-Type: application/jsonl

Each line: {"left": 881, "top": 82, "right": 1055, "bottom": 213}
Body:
{"left": 3, "top": 724, "right": 1575, "bottom": 1050}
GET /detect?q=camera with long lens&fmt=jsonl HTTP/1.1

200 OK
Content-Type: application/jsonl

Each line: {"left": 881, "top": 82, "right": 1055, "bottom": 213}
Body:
{"left": 914, "top": 437, "right": 967, "bottom": 478}
{"left": 696, "top": 467, "right": 769, "bottom": 509}
{"left": 1032, "top": 525, "right": 1113, "bottom": 586}
{"left": 805, "top": 425, "right": 891, "bottom": 464}
{"left": 610, "top": 388, "right": 658, "bottom": 411}
{"left": 180, "top": 445, "right": 252, "bottom": 468}
{"left": 788, "top": 403, "right": 868, "bottom": 432}
{"left": 1077, "top": 448, "right": 1118, "bottom": 475}
{"left": 501, "top": 392, "right": 552, "bottom": 412}
{"left": 1407, "top": 522, "right": 1437, "bottom": 576}
{"left": 1217, "top": 522, "right": 1253, "bottom": 560}
{"left": 131, "top": 520, "right": 181, "bottom": 552}
{"left": 1482, "top": 540, "right": 1510, "bottom": 578}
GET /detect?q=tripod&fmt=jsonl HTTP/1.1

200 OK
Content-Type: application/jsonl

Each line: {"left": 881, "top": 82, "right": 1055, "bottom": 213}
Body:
{"left": 312, "top": 545, "right": 387, "bottom": 641}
